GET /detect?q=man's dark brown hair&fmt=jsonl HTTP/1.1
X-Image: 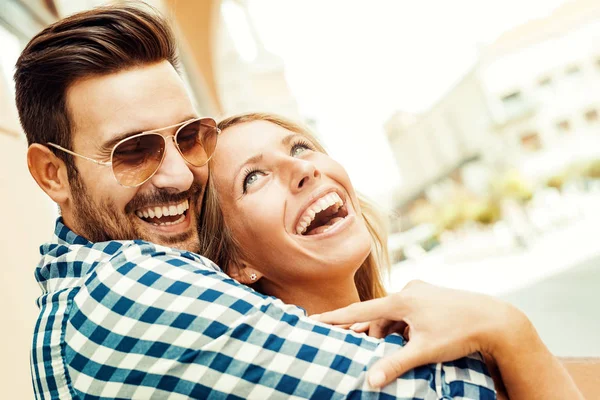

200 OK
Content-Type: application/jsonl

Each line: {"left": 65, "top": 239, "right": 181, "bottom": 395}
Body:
{"left": 14, "top": 4, "right": 179, "bottom": 178}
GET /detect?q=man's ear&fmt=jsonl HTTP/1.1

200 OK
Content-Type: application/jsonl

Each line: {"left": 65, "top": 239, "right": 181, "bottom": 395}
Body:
{"left": 227, "top": 259, "right": 263, "bottom": 285}
{"left": 27, "top": 144, "right": 71, "bottom": 205}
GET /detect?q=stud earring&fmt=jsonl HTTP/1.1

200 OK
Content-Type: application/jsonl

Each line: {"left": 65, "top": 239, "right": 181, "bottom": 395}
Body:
{"left": 250, "top": 273, "right": 257, "bottom": 281}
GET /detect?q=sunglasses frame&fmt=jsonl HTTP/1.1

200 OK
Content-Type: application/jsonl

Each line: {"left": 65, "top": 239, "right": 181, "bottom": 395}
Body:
{"left": 47, "top": 117, "right": 220, "bottom": 188}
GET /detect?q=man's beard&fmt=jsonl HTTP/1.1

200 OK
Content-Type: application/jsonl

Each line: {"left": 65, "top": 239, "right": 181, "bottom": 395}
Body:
{"left": 69, "top": 173, "right": 202, "bottom": 252}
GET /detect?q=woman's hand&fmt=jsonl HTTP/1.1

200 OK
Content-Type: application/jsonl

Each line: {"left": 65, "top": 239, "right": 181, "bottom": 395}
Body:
{"left": 314, "top": 280, "right": 583, "bottom": 400}
{"left": 313, "top": 280, "right": 524, "bottom": 388}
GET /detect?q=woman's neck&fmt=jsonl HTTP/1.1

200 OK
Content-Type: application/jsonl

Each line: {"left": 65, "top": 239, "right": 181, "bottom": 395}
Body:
{"left": 260, "top": 276, "right": 361, "bottom": 315}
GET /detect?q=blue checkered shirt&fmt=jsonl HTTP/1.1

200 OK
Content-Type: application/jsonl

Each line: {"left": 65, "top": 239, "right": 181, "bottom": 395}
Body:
{"left": 31, "top": 219, "right": 496, "bottom": 399}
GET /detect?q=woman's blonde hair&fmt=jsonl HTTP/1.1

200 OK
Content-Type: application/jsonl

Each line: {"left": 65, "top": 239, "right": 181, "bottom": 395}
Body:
{"left": 198, "top": 112, "right": 390, "bottom": 301}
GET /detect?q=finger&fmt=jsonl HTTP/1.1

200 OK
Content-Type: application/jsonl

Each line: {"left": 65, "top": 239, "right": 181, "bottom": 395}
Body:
{"left": 318, "top": 296, "right": 406, "bottom": 325}
{"left": 333, "top": 323, "right": 354, "bottom": 330}
{"left": 367, "top": 339, "right": 431, "bottom": 388}
{"left": 402, "top": 325, "right": 410, "bottom": 340}
{"left": 349, "top": 321, "right": 371, "bottom": 333}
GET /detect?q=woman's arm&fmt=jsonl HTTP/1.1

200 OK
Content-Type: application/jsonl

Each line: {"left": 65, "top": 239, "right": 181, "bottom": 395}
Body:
{"left": 315, "top": 280, "right": 584, "bottom": 399}
{"left": 561, "top": 358, "right": 600, "bottom": 398}
{"left": 482, "top": 306, "right": 582, "bottom": 399}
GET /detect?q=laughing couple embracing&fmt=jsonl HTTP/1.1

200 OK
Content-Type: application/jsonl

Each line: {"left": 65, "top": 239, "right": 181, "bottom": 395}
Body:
{"left": 21, "top": 4, "right": 586, "bottom": 399}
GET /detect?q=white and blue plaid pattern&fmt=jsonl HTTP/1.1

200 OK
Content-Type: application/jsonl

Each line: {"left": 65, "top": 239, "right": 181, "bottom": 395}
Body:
{"left": 31, "top": 219, "right": 496, "bottom": 399}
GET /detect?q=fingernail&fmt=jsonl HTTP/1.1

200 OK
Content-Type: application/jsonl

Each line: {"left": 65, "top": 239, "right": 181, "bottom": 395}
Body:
{"left": 309, "top": 314, "right": 321, "bottom": 320}
{"left": 368, "top": 370, "right": 386, "bottom": 388}
{"left": 350, "top": 323, "right": 360, "bottom": 330}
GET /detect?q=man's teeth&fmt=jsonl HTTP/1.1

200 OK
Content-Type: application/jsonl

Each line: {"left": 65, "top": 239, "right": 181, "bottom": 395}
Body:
{"left": 296, "top": 192, "right": 344, "bottom": 235}
{"left": 135, "top": 199, "right": 189, "bottom": 224}
{"left": 152, "top": 214, "right": 185, "bottom": 226}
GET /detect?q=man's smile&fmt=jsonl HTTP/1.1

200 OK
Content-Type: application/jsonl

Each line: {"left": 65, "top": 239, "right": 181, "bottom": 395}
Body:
{"left": 135, "top": 199, "right": 190, "bottom": 226}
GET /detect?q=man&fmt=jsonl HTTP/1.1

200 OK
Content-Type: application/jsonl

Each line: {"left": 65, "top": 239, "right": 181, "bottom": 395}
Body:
{"left": 17, "top": 5, "right": 497, "bottom": 399}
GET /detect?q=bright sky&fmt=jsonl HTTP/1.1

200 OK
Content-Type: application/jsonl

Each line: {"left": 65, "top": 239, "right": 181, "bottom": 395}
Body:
{"left": 237, "top": 0, "right": 569, "bottom": 207}
{"left": 0, "top": 25, "right": 20, "bottom": 93}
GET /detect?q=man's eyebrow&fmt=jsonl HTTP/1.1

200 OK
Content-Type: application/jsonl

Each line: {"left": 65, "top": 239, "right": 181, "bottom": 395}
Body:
{"left": 99, "top": 114, "right": 199, "bottom": 153}
{"left": 231, "top": 133, "right": 300, "bottom": 191}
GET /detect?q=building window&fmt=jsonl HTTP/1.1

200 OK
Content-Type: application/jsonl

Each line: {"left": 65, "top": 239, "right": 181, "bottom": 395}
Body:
{"left": 538, "top": 76, "right": 552, "bottom": 87}
{"left": 565, "top": 65, "right": 582, "bottom": 76}
{"left": 556, "top": 119, "right": 572, "bottom": 134}
{"left": 584, "top": 109, "right": 599, "bottom": 124}
{"left": 520, "top": 132, "right": 542, "bottom": 152}
{"left": 501, "top": 91, "right": 528, "bottom": 119}
{"left": 501, "top": 91, "right": 522, "bottom": 103}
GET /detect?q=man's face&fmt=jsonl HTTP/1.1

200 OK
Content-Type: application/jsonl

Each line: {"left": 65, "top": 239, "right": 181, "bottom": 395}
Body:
{"left": 63, "top": 61, "right": 207, "bottom": 252}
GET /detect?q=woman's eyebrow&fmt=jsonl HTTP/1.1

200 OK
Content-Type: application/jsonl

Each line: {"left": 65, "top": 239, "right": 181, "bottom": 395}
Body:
{"left": 281, "top": 133, "right": 297, "bottom": 146}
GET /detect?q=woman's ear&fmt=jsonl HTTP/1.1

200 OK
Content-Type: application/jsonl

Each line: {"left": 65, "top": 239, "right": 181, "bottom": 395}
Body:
{"left": 227, "top": 260, "right": 262, "bottom": 285}
{"left": 27, "top": 144, "right": 71, "bottom": 205}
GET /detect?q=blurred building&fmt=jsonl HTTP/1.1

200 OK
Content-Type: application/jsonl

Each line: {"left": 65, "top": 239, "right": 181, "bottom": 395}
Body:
{"left": 386, "top": 0, "right": 600, "bottom": 223}
{"left": 385, "top": 70, "right": 496, "bottom": 208}
{"left": 479, "top": 0, "right": 600, "bottom": 178}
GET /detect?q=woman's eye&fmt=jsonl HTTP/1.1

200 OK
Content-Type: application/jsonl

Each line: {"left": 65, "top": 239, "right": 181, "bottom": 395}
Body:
{"left": 291, "top": 143, "right": 310, "bottom": 157}
{"left": 243, "top": 170, "right": 263, "bottom": 192}
{"left": 246, "top": 172, "right": 258, "bottom": 186}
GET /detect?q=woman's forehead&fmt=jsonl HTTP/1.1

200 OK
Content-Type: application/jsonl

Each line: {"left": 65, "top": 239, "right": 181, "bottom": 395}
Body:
{"left": 223, "top": 120, "right": 292, "bottom": 142}
{"left": 217, "top": 121, "right": 296, "bottom": 159}
{"left": 212, "top": 121, "right": 288, "bottom": 184}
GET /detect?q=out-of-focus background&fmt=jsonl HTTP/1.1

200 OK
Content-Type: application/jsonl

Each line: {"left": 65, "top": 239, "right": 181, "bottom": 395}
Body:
{"left": 1, "top": 0, "right": 599, "bottom": 397}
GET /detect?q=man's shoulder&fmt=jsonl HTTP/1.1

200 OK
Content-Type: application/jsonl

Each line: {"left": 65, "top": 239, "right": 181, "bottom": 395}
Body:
{"left": 44, "top": 218, "right": 221, "bottom": 274}
{"left": 108, "top": 239, "right": 221, "bottom": 272}
{"left": 37, "top": 235, "right": 223, "bottom": 292}
{"left": 81, "top": 240, "right": 225, "bottom": 290}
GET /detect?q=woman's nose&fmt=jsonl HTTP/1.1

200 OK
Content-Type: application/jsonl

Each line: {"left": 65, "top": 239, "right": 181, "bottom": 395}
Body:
{"left": 289, "top": 158, "right": 321, "bottom": 193}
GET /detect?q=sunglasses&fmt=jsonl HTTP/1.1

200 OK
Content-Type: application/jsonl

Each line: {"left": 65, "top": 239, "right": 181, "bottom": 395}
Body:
{"left": 47, "top": 117, "right": 219, "bottom": 188}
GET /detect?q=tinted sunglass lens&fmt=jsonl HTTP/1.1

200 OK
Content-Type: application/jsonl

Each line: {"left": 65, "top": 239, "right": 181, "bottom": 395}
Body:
{"left": 176, "top": 118, "right": 218, "bottom": 166}
{"left": 112, "top": 134, "right": 165, "bottom": 186}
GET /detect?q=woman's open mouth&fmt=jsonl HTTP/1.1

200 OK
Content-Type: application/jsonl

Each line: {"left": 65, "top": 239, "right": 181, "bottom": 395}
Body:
{"left": 295, "top": 192, "right": 349, "bottom": 236}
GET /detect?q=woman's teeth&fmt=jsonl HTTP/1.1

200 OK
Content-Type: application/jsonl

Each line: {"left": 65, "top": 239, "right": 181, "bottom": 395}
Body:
{"left": 296, "top": 192, "right": 344, "bottom": 235}
{"left": 135, "top": 199, "right": 189, "bottom": 226}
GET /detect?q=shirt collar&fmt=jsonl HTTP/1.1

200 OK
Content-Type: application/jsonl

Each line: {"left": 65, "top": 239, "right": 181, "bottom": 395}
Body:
{"left": 51, "top": 217, "right": 92, "bottom": 246}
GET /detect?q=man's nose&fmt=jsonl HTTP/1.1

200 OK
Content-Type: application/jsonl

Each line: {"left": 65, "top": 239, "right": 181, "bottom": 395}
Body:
{"left": 288, "top": 158, "right": 321, "bottom": 193}
{"left": 150, "top": 137, "right": 194, "bottom": 192}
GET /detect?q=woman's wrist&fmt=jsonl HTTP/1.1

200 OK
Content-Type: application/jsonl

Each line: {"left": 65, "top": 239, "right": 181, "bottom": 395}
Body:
{"left": 480, "top": 300, "right": 543, "bottom": 360}
{"left": 475, "top": 299, "right": 583, "bottom": 399}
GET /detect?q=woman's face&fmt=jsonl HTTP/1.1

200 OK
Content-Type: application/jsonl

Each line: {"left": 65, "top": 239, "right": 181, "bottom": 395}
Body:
{"left": 211, "top": 120, "right": 371, "bottom": 286}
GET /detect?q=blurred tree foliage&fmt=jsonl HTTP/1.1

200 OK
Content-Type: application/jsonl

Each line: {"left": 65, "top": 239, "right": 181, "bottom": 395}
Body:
{"left": 545, "top": 159, "right": 600, "bottom": 189}
{"left": 410, "top": 195, "right": 501, "bottom": 232}
{"left": 491, "top": 170, "right": 533, "bottom": 202}
{"left": 407, "top": 160, "right": 600, "bottom": 234}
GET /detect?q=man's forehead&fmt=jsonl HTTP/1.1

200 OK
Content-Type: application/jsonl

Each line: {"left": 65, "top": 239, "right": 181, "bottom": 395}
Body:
{"left": 66, "top": 61, "right": 195, "bottom": 146}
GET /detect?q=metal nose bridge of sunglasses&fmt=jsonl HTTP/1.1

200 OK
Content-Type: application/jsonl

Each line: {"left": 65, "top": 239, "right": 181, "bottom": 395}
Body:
{"left": 112, "top": 133, "right": 198, "bottom": 188}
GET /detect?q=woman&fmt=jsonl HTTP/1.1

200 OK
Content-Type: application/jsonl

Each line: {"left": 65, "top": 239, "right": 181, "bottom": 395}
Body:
{"left": 199, "top": 112, "right": 583, "bottom": 399}
{"left": 200, "top": 113, "right": 388, "bottom": 315}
